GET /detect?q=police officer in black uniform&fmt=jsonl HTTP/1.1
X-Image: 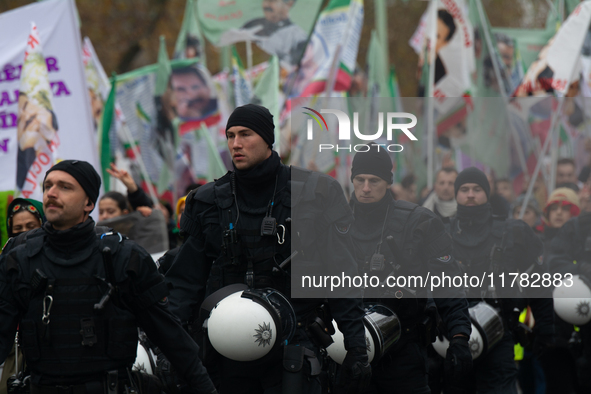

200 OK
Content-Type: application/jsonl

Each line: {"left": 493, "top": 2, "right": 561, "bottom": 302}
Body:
{"left": 449, "top": 167, "right": 554, "bottom": 394}
{"left": 0, "top": 160, "right": 216, "bottom": 394}
{"left": 165, "top": 104, "right": 370, "bottom": 394}
{"left": 547, "top": 210, "right": 591, "bottom": 391}
{"left": 347, "top": 146, "right": 472, "bottom": 393}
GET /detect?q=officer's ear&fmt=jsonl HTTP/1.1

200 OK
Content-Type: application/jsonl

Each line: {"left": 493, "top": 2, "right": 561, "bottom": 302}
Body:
{"left": 84, "top": 197, "right": 94, "bottom": 214}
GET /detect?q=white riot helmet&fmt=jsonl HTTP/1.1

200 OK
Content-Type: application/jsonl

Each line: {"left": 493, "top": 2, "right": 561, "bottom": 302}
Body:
{"left": 432, "top": 302, "right": 504, "bottom": 360}
{"left": 327, "top": 304, "right": 401, "bottom": 364}
{"left": 133, "top": 340, "right": 156, "bottom": 375}
{"left": 553, "top": 274, "right": 591, "bottom": 325}
{"left": 203, "top": 284, "right": 296, "bottom": 362}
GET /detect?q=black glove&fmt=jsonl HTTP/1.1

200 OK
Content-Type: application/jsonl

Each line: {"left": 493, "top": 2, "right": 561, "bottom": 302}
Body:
{"left": 333, "top": 347, "right": 372, "bottom": 394}
{"left": 156, "top": 354, "right": 181, "bottom": 394}
{"left": 533, "top": 333, "right": 554, "bottom": 359}
{"left": 444, "top": 336, "right": 473, "bottom": 393}
{"left": 576, "top": 356, "right": 591, "bottom": 389}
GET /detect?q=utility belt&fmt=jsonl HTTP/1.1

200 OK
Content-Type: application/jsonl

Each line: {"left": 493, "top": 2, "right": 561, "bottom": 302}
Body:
{"left": 28, "top": 369, "right": 161, "bottom": 394}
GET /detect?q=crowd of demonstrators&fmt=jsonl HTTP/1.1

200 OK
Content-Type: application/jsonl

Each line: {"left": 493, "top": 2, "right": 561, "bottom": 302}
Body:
{"left": 7, "top": 102, "right": 591, "bottom": 394}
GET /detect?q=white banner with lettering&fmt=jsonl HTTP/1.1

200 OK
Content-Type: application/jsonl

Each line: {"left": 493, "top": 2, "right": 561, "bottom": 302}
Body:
{"left": 0, "top": 0, "right": 97, "bottom": 196}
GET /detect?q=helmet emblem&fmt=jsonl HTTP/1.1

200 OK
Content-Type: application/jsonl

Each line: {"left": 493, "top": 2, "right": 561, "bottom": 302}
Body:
{"left": 365, "top": 336, "right": 372, "bottom": 353}
{"left": 576, "top": 301, "right": 590, "bottom": 318}
{"left": 254, "top": 322, "right": 273, "bottom": 347}
{"left": 468, "top": 338, "right": 480, "bottom": 358}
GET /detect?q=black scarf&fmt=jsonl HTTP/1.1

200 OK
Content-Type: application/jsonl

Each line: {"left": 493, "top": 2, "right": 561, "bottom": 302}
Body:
{"left": 453, "top": 203, "right": 493, "bottom": 246}
{"left": 44, "top": 218, "right": 96, "bottom": 253}
{"left": 233, "top": 151, "right": 283, "bottom": 211}
{"left": 350, "top": 192, "right": 393, "bottom": 239}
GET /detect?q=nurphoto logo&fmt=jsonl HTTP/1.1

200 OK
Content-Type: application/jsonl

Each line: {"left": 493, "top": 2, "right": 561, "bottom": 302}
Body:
{"left": 302, "top": 107, "right": 418, "bottom": 152}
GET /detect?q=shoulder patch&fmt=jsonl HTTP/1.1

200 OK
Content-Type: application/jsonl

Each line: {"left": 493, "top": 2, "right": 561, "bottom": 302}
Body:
{"left": 437, "top": 255, "right": 452, "bottom": 263}
{"left": 335, "top": 223, "right": 351, "bottom": 234}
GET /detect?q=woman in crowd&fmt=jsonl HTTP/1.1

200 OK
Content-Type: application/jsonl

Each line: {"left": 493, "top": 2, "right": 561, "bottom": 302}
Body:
{"left": 5, "top": 197, "right": 44, "bottom": 238}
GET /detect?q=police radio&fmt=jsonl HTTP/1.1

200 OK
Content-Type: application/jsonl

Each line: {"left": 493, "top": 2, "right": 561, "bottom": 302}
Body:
{"left": 261, "top": 174, "right": 279, "bottom": 237}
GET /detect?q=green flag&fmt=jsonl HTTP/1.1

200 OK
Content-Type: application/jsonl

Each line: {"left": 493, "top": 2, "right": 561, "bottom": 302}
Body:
{"left": 367, "top": 30, "right": 389, "bottom": 98}
{"left": 100, "top": 77, "right": 117, "bottom": 191}
{"left": 252, "top": 56, "right": 280, "bottom": 153}
{"left": 174, "top": 0, "right": 207, "bottom": 65}
{"left": 197, "top": 124, "right": 227, "bottom": 181}
{"left": 155, "top": 36, "right": 171, "bottom": 96}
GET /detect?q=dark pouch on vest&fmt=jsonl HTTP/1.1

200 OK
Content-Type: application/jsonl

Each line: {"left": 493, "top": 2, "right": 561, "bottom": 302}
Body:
{"left": 107, "top": 316, "right": 137, "bottom": 359}
{"left": 306, "top": 317, "right": 334, "bottom": 349}
{"left": 222, "top": 228, "right": 242, "bottom": 265}
{"left": 283, "top": 345, "right": 305, "bottom": 394}
{"left": 19, "top": 319, "right": 40, "bottom": 361}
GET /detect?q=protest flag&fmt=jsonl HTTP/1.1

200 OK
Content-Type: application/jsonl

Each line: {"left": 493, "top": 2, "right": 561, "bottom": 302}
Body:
{"left": 251, "top": 55, "right": 281, "bottom": 154}
{"left": 174, "top": 0, "right": 207, "bottom": 65}
{"left": 231, "top": 46, "right": 253, "bottom": 108}
{"left": 297, "top": 0, "right": 364, "bottom": 97}
{"left": 197, "top": 123, "right": 227, "bottom": 182}
{"left": 17, "top": 22, "right": 60, "bottom": 200}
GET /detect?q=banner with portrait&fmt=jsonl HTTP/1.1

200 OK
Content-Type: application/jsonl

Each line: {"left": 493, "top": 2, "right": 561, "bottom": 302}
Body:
{"left": 197, "top": 0, "right": 323, "bottom": 67}
{"left": 113, "top": 59, "right": 226, "bottom": 201}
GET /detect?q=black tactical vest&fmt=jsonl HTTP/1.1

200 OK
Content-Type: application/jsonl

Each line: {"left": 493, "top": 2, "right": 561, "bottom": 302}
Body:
{"left": 204, "top": 166, "right": 293, "bottom": 295}
{"left": 5, "top": 231, "right": 138, "bottom": 383}
{"left": 449, "top": 216, "right": 529, "bottom": 307}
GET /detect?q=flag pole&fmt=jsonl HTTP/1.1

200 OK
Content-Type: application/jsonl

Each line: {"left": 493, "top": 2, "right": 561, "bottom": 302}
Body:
{"left": 475, "top": 0, "right": 529, "bottom": 185}
{"left": 375, "top": 0, "right": 389, "bottom": 74}
{"left": 518, "top": 66, "right": 578, "bottom": 219}
{"left": 426, "top": 0, "right": 437, "bottom": 189}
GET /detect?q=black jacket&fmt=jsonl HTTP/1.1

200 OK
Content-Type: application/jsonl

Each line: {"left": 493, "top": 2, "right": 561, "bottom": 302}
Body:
{"left": 448, "top": 203, "right": 553, "bottom": 337}
{"left": 349, "top": 192, "right": 471, "bottom": 338}
{"left": 165, "top": 151, "right": 367, "bottom": 350}
{"left": 0, "top": 219, "right": 214, "bottom": 392}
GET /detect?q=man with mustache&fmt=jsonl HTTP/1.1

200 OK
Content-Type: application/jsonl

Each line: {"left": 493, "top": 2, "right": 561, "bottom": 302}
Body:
{"left": 0, "top": 160, "right": 216, "bottom": 394}
{"left": 170, "top": 66, "right": 216, "bottom": 120}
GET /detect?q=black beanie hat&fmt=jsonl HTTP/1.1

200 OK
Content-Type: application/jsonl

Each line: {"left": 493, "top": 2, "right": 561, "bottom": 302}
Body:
{"left": 454, "top": 167, "right": 490, "bottom": 199}
{"left": 350, "top": 143, "right": 393, "bottom": 184}
{"left": 44, "top": 160, "right": 102, "bottom": 209}
{"left": 225, "top": 104, "right": 274, "bottom": 147}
